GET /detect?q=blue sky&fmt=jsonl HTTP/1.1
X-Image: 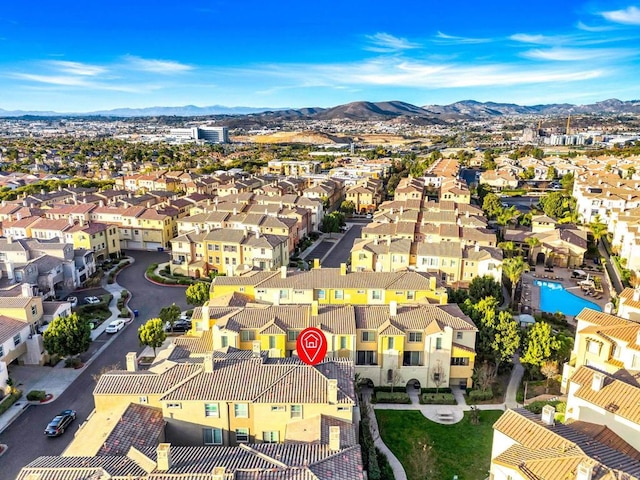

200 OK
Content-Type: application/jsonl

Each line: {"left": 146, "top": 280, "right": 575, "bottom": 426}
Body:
{"left": 1, "top": 0, "right": 640, "bottom": 111}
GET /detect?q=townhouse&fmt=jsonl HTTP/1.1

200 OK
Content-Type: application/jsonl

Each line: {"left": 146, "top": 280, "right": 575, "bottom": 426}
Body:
{"left": 345, "top": 178, "right": 384, "bottom": 214}
{"left": 170, "top": 228, "right": 289, "bottom": 277}
{"left": 573, "top": 172, "right": 640, "bottom": 225}
{"left": 479, "top": 170, "right": 520, "bottom": 190}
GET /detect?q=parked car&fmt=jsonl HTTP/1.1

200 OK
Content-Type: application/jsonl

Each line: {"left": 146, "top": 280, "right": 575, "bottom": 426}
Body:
{"left": 105, "top": 319, "right": 125, "bottom": 334}
{"left": 44, "top": 409, "right": 76, "bottom": 437}
{"left": 165, "top": 320, "right": 192, "bottom": 333}
{"left": 66, "top": 296, "right": 78, "bottom": 308}
{"left": 84, "top": 296, "right": 101, "bottom": 304}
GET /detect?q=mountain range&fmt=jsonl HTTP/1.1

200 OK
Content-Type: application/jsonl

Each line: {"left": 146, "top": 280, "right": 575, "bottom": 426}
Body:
{"left": 2, "top": 99, "right": 640, "bottom": 120}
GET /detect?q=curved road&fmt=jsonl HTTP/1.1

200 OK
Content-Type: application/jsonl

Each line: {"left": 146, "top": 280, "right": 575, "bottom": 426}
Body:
{"left": 0, "top": 251, "right": 188, "bottom": 480}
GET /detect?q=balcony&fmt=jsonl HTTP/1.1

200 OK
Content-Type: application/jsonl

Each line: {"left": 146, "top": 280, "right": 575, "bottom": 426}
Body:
{"left": 172, "top": 259, "right": 185, "bottom": 265}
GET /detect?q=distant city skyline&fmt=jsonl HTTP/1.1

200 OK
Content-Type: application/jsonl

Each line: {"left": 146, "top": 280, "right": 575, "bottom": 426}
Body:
{"left": 1, "top": 0, "right": 639, "bottom": 112}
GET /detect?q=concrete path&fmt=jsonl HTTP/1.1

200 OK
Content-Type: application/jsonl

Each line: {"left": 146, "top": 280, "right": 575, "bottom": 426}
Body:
{"left": 505, "top": 353, "right": 525, "bottom": 410}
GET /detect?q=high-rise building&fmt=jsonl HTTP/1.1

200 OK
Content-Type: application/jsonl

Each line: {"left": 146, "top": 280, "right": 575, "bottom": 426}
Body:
{"left": 197, "top": 126, "right": 229, "bottom": 143}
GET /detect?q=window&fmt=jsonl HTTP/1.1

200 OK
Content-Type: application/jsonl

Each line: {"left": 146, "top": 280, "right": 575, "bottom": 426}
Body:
{"left": 221, "top": 336, "right": 228, "bottom": 347}
{"left": 456, "top": 331, "right": 463, "bottom": 340}
{"left": 236, "top": 428, "right": 249, "bottom": 443}
{"left": 408, "top": 332, "right": 422, "bottom": 343}
{"left": 139, "top": 396, "right": 148, "bottom": 404}
{"left": 587, "top": 339, "right": 601, "bottom": 355}
{"left": 435, "top": 337, "right": 442, "bottom": 350}
{"left": 263, "top": 431, "right": 279, "bottom": 443}
{"left": 407, "top": 291, "right": 415, "bottom": 300}
{"left": 451, "top": 357, "right": 469, "bottom": 366}
{"left": 241, "top": 330, "right": 255, "bottom": 342}
{"left": 287, "top": 330, "right": 299, "bottom": 342}
{"left": 13, "top": 334, "right": 21, "bottom": 346}
{"left": 234, "top": 403, "right": 248, "bottom": 418}
{"left": 167, "top": 402, "right": 182, "bottom": 409}
{"left": 362, "top": 331, "right": 375, "bottom": 342}
{"left": 205, "top": 403, "right": 219, "bottom": 417}
{"left": 271, "top": 405, "right": 286, "bottom": 412}
{"left": 337, "top": 406, "right": 351, "bottom": 412}
{"left": 0, "top": 346, "right": 3, "bottom": 358}
{"left": 269, "top": 336, "right": 276, "bottom": 349}
{"left": 371, "top": 290, "right": 382, "bottom": 300}
{"left": 317, "top": 289, "right": 326, "bottom": 300}
{"left": 203, "top": 428, "right": 223, "bottom": 445}
{"left": 433, "top": 372, "right": 441, "bottom": 382}
{"left": 31, "top": 304, "right": 37, "bottom": 316}
{"left": 388, "top": 337, "right": 394, "bottom": 349}
{"left": 279, "top": 289, "right": 289, "bottom": 299}
{"left": 340, "top": 336, "right": 347, "bottom": 349}
{"left": 334, "top": 290, "right": 344, "bottom": 300}
{"left": 290, "top": 405, "right": 302, "bottom": 418}
{"left": 403, "top": 351, "right": 422, "bottom": 366}
{"left": 632, "top": 355, "right": 640, "bottom": 369}
{"left": 357, "top": 350, "right": 376, "bottom": 365}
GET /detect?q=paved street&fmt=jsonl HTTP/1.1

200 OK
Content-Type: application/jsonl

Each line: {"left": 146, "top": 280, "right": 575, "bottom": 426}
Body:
{"left": 0, "top": 250, "right": 188, "bottom": 480}
{"left": 322, "top": 223, "right": 364, "bottom": 268}
{"left": 499, "top": 195, "right": 538, "bottom": 213}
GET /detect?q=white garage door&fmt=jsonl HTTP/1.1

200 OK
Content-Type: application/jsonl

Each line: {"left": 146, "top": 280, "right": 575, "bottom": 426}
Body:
{"left": 146, "top": 242, "right": 163, "bottom": 251}
{"left": 126, "top": 241, "right": 143, "bottom": 250}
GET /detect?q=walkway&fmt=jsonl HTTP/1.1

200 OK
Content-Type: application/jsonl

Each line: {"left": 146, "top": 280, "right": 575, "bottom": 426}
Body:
{"left": 0, "top": 258, "right": 136, "bottom": 434}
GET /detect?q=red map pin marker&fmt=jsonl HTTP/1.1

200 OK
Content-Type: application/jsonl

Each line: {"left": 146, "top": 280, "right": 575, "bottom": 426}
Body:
{"left": 296, "top": 327, "right": 328, "bottom": 365}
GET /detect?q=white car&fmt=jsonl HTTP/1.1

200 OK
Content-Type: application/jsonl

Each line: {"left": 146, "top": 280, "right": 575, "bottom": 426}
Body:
{"left": 84, "top": 296, "right": 101, "bottom": 304}
{"left": 66, "top": 296, "right": 78, "bottom": 308}
{"left": 105, "top": 319, "right": 125, "bottom": 334}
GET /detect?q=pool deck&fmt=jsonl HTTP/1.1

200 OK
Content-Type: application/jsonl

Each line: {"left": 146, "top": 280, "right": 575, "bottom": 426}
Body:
{"left": 520, "top": 264, "right": 611, "bottom": 322}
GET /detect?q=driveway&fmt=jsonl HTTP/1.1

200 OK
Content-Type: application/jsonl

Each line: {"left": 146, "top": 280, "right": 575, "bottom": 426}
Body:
{"left": 322, "top": 223, "right": 365, "bottom": 268}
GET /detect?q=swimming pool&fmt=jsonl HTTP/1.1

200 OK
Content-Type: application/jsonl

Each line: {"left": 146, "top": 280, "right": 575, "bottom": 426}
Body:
{"left": 534, "top": 280, "right": 602, "bottom": 317}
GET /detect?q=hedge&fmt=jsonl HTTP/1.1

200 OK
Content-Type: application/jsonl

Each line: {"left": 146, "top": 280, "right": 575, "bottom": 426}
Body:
{"left": 421, "top": 387, "right": 452, "bottom": 394}
{"left": 420, "top": 393, "right": 456, "bottom": 405}
{"left": 525, "top": 400, "right": 565, "bottom": 414}
{"left": 374, "top": 392, "right": 411, "bottom": 404}
{"left": 468, "top": 388, "right": 494, "bottom": 402}
{"left": 373, "top": 386, "right": 407, "bottom": 393}
{"left": 27, "top": 390, "right": 47, "bottom": 401}
{"left": 0, "top": 390, "right": 22, "bottom": 415}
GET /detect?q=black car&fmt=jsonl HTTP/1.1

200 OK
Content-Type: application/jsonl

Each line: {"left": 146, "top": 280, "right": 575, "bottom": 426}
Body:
{"left": 165, "top": 320, "right": 192, "bottom": 333}
{"left": 44, "top": 409, "right": 76, "bottom": 437}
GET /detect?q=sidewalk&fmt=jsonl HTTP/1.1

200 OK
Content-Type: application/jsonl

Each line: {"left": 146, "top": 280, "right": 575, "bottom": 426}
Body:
{"left": 0, "top": 258, "right": 135, "bottom": 435}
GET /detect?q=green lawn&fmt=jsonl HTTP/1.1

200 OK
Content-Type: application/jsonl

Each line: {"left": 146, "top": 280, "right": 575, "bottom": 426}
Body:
{"left": 375, "top": 409, "right": 503, "bottom": 480}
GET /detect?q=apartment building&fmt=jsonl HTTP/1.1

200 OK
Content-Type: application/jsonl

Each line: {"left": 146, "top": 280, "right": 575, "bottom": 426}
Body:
{"left": 610, "top": 207, "right": 640, "bottom": 271}
{"left": 264, "top": 159, "right": 321, "bottom": 176}
{"left": 170, "top": 228, "right": 289, "bottom": 277}
{"left": 210, "top": 263, "right": 448, "bottom": 305}
{"left": 618, "top": 287, "right": 640, "bottom": 321}
{"left": 194, "top": 300, "right": 477, "bottom": 389}
{"left": 345, "top": 178, "right": 384, "bottom": 214}
{"left": 573, "top": 172, "right": 640, "bottom": 225}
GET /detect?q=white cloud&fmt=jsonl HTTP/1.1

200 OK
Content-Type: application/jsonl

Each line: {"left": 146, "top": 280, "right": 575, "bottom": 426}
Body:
{"left": 123, "top": 55, "right": 193, "bottom": 73}
{"left": 47, "top": 60, "right": 107, "bottom": 76}
{"left": 8, "top": 73, "right": 91, "bottom": 87}
{"left": 434, "top": 31, "right": 491, "bottom": 44}
{"left": 364, "top": 33, "right": 420, "bottom": 52}
{"left": 521, "top": 47, "right": 635, "bottom": 61}
{"left": 601, "top": 6, "right": 640, "bottom": 25}
{"left": 576, "top": 21, "right": 616, "bottom": 32}
{"left": 510, "top": 33, "right": 559, "bottom": 45}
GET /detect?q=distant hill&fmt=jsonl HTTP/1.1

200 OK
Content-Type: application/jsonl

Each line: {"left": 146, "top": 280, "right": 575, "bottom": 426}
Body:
{"left": 2, "top": 98, "right": 640, "bottom": 120}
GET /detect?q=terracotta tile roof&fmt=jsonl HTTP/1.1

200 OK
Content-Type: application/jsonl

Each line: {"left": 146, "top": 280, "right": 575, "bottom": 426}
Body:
{"left": 17, "top": 455, "right": 149, "bottom": 479}
{"left": 93, "top": 363, "right": 201, "bottom": 396}
{"left": 0, "top": 315, "right": 28, "bottom": 345}
{"left": 620, "top": 288, "right": 640, "bottom": 310}
{"left": 576, "top": 308, "right": 629, "bottom": 327}
{"left": 98, "top": 404, "right": 165, "bottom": 456}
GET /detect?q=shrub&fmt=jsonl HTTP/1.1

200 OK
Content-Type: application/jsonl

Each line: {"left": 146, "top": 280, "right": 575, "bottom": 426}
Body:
{"left": 421, "top": 387, "right": 452, "bottom": 394}
{"left": 64, "top": 357, "right": 83, "bottom": 368}
{"left": 119, "top": 308, "right": 130, "bottom": 318}
{"left": 0, "top": 390, "right": 22, "bottom": 415}
{"left": 121, "top": 290, "right": 129, "bottom": 299}
{"left": 27, "top": 390, "right": 47, "bottom": 401}
{"left": 107, "top": 273, "right": 115, "bottom": 284}
{"left": 468, "top": 388, "right": 494, "bottom": 402}
{"left": 524, "top": 400, "right": 563, "bottom": 414}
{"left": 420, "top": 393, "right": 456, "bottom": 405}
{"left": 374, "top": 392, "right": 411, "bottom": 404}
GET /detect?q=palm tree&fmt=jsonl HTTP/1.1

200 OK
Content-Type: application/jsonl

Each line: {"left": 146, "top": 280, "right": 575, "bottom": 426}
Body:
{"left": 524, "top": 236, "right": 540, "bottom": 263}
{"left": 589, "top": 215, "right": 608, "bottom": 246}
{"left": 503, "top": 256, "right": 529, "bottom": 307}
{"left": 498, "top": 241, "right": 518, "bottom": 258}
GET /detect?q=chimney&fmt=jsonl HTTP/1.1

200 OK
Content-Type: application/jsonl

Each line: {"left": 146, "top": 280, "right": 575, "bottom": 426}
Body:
{"left": 256, "top": 230, "right": 260, "bottom": 239}
{"left": 201, "top": 303, "right": 210, "bottom": 331}
{"left": 328, "top": 379, "right": 338, "bottom": 404}
{"left": 541, "top": 405, "right": 556, "bottom": 426}
{"left": 374, "top": 237, "right": 378, "bottom": 245}
{"left": 475, "top": 243, "right": 480, "bottom": 252}
{"left": 126, "top": 352, "right": 138, "bottom": 372}
{"left": 203, "top": 352, "right": 214, "bottom": 372}
{"left": 68, "top": 216, "right": 74, "bottom": 226}
{"left": 429, "top": 276, "right": 437, "bottom": 291}
{"left": 280, "top": 265, "right": 287, "bottom": 279}
{"left": 40, "top": 188, "right": 45, "bottom": 195}
{"left": 313, "top": 258, "right": 320, "bottom": 269}
{"left": 633, "top": 287, "right": 640, "bottom": 302}
{"left": 233, "top": 207, "right": 237, "bottom": 215}
{"left": 99, "top": 200, "right": 104, "bottom": 207}
{"left": 156, "top": 443, "right": 172, "bottom": 471}
{"left": 340, "top": 263, "right": 347, "bottom": 276}
{"left": 212, "top": 467, "right": 226, "bottom": 480}
{"left": 389, "top": 300, "right": 397, "bottom": 317}
{"left": 387, "top": 237, "right": 391, "bottom": 247}
{"left": 329, "top": 426, "right": 340, "bottom": 451}
{"left": 311, "top": 300, "right": 319, "bottom": 317}
{"left": 21, "top": 283, "right": 33, "bottom": 298}
{"left": 252, "top": 340, "right": 261, "bottom": 357}
{"left": 576, "top": 462, "right": 594, "bottom": 480}
{"left": 591, "top": 372, "right": 605, "bottom": 391}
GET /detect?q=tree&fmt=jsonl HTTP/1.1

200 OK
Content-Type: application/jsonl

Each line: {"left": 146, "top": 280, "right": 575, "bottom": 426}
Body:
{"left": 482, "top": 193, "right": 503, "bottom": 219}
{"left": 496, "top": 206, "right": 520, "bottom": 227}
{"left": 521, "top": 322, "right": 561, "bottom": 372}
{"left": 546, "top": 167, "right": 557, "bottom": 180}
{"left": 503, "top": 256, "right": 529, "bottom": 306}
{"left": 540, "top": 360, "right": 558, "bottom": 393}
{"left": 589, "top": 214, "right": 607, "bottom": 244}
{"left": 159, "top": 303, "right": 181, "bottom": 333}
{"left": 539, "top": 191, "right": 565, "bottom": 218}
{"left": 431, "top": 360, "right": 447, "bottom": 393}
{"left": 138, "top": 318, "right": 167, "bottom": 356}
{"left": 186, "top": 282, "right": 209, "bottom": 306}
{"left": 474, "top": 361, "right": 496, "bottom": 392}
{"left": 626, "top": 165, "right": 636, "bottom": 179}
{"left": 498, "top": 241, "right": 519, "bottom": 258}
{"left": 321, "top": 211, "right": 345, "bottom": 237}
{"left": 560, "top": 173, "right": 574, "bottom": 191}
{"left": 468, "top": 275, "right": 502, "bottom": 303}
{"left": 387, "top": 368, "right": 403, "bottom": 393}
{"left": 491, "top": 311, "right": 521, "bottom": 373}
{"left": 43, "top": 313, "right": 91, "bottom": 358}
{"left": 339, "top": 200, "right": 355, "bottom": 215}
{"left": 525, "top": 236, "right": 540, "bottom": 262}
